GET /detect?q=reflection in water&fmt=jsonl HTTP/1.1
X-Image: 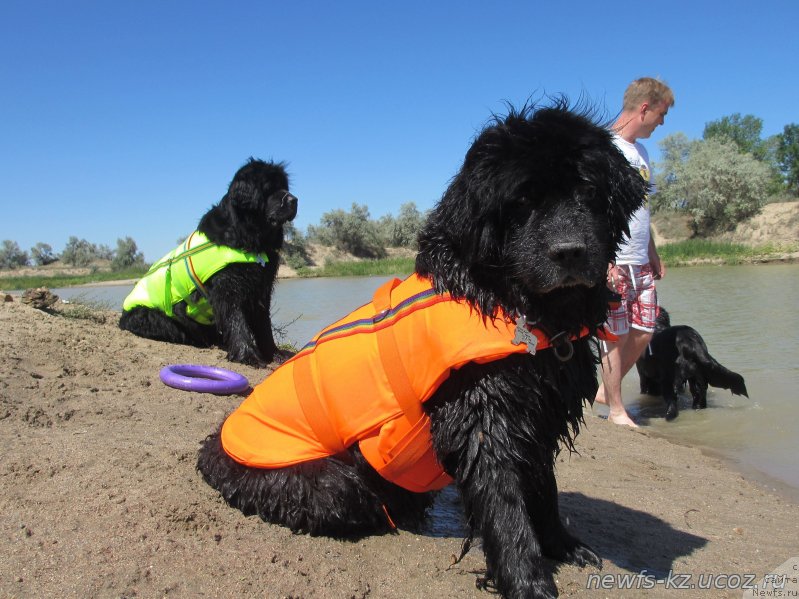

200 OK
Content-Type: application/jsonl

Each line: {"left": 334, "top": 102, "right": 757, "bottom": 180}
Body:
{"left": 52, "top": 264, "right": 799, "bottom": 495}
{"left": 424, "top": 485, "right": 469, "bottom": 538}
{"left": 270, "top": 276, "right": 395, "bottom": 347}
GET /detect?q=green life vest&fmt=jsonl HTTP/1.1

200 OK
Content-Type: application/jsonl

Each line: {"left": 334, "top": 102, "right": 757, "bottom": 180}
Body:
{"left": 122, "top": 231, "right": 268, "bottom": 325}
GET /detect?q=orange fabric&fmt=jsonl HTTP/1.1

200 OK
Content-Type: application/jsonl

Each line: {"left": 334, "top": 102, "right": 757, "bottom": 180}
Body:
{"left": 220, "top": 274, "right": 588, "bottom": 492}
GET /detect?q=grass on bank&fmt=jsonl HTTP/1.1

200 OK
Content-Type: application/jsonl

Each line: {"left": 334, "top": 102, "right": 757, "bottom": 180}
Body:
{"left": 0, "top": 267, "right": 149, "bottom": 291}
{"left": 658, "top": 239, "right": 798, "bottom": 265}
{"left": 295, "top": 256, "right": 416, "bottom": 278}
{"left": 56, "top": 295, "right": 116, "bottom": 323}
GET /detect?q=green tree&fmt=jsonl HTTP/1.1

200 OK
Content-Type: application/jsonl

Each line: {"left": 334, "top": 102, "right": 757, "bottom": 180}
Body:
{"left": 61, "top": 236, "right": 98, "bottom": 267}
{"left": 653, "top": 133, "right": 691, "bottom": 211}
{"left": 96, "top": 244, "right": 113, "bottom": 261}
{"left": 657, "top": 138, "right": 769, "bottom": 236}
{"left": 30, "top": 242, "right": 58, "bottom": 266}
{"left": 703, "top": 113, "right": 766, "bottom": 158}
{"left": 307, "top": 203, "right": 387, "bottom": 259}
{"left": 776, "top": 123, "right": 799, "bottom": 195}
{"left": 703, "top": 113, "right": 784, "bottom": 194}
{"left": 281, "top": 223, "right": 311, "bottom": 270}
{"left": 0, "top": 240, "right": 30, "bottom": 269}
{"left": 376, "top": 202, "right": 427, "bottom": 248}
{"left": 111, "top": 237, "right": 146, "bottom": 271}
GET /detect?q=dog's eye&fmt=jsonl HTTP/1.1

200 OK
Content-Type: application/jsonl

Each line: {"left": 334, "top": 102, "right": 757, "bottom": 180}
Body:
{"left": 578, "top": 185, "right": 596, "bottom": 200}
{"left": 515, "top": 195, "right": 533, "bottom": 208}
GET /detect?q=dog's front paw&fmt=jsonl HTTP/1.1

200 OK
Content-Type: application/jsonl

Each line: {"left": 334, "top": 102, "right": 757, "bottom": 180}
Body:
{"left": 226, "top": 347, "right": 267, "bottom": 368}
{"left": 528, "top": 577, "right": 559, "bottom": 599}
{"left": 564, "top": 542, "right": 602, "bottom": 569}
{"left": 483, "top": 572, "right": 559, "bottom": 599}
{"left": 665, "top": 401, "right": 679, "bottom": 421}
{"left": 269, "top": 347, "right": 296, "bottom": 365}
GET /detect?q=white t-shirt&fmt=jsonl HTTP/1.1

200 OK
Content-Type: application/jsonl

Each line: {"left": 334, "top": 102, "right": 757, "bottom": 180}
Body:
{"left": 613, "top": 136, "right": 652, "bottom": 265}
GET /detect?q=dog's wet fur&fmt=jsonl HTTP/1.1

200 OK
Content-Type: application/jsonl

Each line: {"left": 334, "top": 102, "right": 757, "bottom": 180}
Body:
{"left": 197, "top": 102, "right": 646, "bottom": 598}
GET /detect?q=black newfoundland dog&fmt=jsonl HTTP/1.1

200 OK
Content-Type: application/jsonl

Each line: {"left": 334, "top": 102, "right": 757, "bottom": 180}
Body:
{"left": 197, "top": 102, "right": 645, "bottom": 598}
{"left": 119, "top": 158, "right": 297, "bottom": 366}
{"left": 636, "top": 307, "right": 748, "bottom": 420}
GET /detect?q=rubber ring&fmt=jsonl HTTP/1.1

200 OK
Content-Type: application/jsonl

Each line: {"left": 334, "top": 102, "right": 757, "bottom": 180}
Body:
{"left": 159, "top": 364, "right": 249, "bottom": 395}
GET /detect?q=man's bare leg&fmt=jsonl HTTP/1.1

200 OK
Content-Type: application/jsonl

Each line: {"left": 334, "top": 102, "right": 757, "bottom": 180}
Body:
{"left": 595, "top": 328, "right": 652, "bottom": 427}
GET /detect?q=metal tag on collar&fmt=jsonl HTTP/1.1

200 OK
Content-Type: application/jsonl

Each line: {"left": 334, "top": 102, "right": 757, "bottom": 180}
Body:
{"left": 549, "top": 331, "right": 575, "bottom": 362}
{"left": 512, "top": 315, "right": 539, "bottom": 355}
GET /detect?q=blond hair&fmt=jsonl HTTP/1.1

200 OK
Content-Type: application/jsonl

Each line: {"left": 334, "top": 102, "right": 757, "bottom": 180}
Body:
{"left": 623, "top": 77, "right": 675, "bottom": 111}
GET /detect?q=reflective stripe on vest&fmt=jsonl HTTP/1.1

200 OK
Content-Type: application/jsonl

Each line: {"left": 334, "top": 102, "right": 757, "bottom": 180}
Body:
{"left": 122, "top": 231, "right": 268, "bottom": 325}
{"left": 220, "top": 274, "right": 591, "bottom": 493}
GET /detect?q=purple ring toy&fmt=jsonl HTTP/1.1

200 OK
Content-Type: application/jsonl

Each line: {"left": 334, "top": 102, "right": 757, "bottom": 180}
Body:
{"left": 159, "top": 364, "right": 249, "bottom": 395}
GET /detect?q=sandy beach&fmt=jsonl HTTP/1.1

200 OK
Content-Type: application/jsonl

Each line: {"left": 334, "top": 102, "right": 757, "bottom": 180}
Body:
{"left": 1, "top": 298, "right": 798, "bottom": 598}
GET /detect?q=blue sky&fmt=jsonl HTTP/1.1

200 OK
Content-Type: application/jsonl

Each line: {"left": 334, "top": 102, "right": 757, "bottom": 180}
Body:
{"left": 2, "top": 1, "right": 797, "bottom": 262}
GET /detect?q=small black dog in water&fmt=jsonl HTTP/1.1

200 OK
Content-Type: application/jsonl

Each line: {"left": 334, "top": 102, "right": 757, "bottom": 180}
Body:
{"left": 197, "top": 101, "right": 646, "bottom": 599}
{"left": 119, "top": 158, "right": 297, "bottom": 366}
{"left": 636, "top": 307, "right": 748, "bottom": 420}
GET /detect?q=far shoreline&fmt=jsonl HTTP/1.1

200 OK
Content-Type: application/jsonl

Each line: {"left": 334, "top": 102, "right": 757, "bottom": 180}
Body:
{"left": 3, "top": 250, "right": 797, "bottom": 293}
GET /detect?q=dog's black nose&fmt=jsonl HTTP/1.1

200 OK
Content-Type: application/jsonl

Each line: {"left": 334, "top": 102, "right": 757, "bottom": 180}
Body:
{"left": 282, "top": 192, "right": 298, "bottom": 209}
{"left": 280, "top": 191, "right": 298, "bottom": 220}
{"left": 548, "top": 241, "right": 586, "bottom": 265}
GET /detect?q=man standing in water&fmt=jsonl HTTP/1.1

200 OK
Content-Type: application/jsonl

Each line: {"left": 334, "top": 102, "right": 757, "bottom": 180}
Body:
{"left": 595, "top": 77, "right": 674, "bottom": 427}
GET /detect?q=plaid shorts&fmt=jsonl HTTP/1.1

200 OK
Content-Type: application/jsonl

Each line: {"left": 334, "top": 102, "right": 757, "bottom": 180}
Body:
{"left": 606, "top": 263, "right": 658, "bottom": 335}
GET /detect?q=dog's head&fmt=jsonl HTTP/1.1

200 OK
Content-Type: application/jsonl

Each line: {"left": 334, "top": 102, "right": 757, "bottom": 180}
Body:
{"left": 655, "top": 306, "right": 671, "bottom": 332}
{"left": 199, "top": 158, "right": 298, "bottom": 252}
{"left": 416, "top": 101, "right": 646, "bottom": 335}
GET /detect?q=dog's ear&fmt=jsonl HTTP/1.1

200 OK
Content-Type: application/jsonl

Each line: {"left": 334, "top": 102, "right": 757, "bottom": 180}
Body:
{"left": 227, "top": 180, "right": 259, "bottom": 206}
{"left": 656, "top": 306, "right": 671, "bottom": 327}
{"left": 605, "top": 150, "right": 648, "bottom": 247}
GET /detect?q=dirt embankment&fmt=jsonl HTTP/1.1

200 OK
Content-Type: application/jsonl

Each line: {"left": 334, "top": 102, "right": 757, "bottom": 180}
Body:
{"left": 651, "top": 201, "right": 799, "bottom": 248}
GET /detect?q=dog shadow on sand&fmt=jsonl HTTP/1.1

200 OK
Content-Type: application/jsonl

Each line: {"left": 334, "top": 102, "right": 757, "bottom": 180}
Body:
{"left": 424, "top": 486, "right": 706, "bottom": 579}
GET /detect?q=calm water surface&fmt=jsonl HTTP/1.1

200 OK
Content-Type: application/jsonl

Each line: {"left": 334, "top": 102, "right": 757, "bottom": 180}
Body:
{"left": 53, "top": 264, "right": 799, "bottom": 496}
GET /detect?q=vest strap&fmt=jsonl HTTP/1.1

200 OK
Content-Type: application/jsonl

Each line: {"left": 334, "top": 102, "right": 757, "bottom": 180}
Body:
{"left": 292, "top": 358, "right": 346, "bottom": 455}
{"left": 371, "top": 278, "right": 424, "bottom": 424}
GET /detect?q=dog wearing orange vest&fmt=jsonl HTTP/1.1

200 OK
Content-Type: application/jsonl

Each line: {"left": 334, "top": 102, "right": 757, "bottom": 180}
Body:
{"left": 197, "top": 100, "right": 646, "bottom": 599}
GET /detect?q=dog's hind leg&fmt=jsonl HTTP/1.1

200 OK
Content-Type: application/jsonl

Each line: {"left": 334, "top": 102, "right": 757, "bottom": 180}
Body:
{"left": 119, "top": 306, "right": 206, "bottom": 346}
{"left": 675, "top": 356, "right": 708, "bottom": 410}
{"left": 197, "top": 432, "right": 426, "bottom": 538}
{"left": 688, "top": 374, "right": 708, "bottom": 409}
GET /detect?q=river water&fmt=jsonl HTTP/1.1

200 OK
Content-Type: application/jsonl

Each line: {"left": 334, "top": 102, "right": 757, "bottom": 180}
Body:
{"left": 51, "top": 263, "right": 799, "bottom": 497}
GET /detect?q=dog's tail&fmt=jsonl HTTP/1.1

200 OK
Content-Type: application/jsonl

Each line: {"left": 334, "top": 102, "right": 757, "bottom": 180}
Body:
{"left": 703, "top": 358, "right": 748, "bottom": 397}
{"left": 678, "top": 330, "right": 748, "bottom": 397}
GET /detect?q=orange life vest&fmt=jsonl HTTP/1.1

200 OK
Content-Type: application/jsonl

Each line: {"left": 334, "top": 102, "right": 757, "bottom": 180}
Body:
{"left": 220, "top": 274, "right": 590, "bottom": 493}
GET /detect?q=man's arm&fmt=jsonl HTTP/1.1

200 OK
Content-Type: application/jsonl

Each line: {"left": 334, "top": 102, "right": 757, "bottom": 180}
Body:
{"left": 648, "top": 232, "right": 665, "bottom": 279}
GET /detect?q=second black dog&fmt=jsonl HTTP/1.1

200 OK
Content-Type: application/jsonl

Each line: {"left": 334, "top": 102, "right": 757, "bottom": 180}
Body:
{"left": 119, "top": 158, "right": 297, "bottom": 366}
{"left": 636, "top": 307, "right": 748, "bottom": 420}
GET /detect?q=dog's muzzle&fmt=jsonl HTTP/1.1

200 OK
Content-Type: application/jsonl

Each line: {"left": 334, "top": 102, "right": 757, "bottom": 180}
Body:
{"left": 280, "top": 191, "right": 299, "bottom": 220}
